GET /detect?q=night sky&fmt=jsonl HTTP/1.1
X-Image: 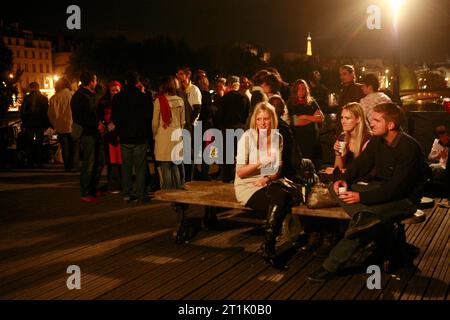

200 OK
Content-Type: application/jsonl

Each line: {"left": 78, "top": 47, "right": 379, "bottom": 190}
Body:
{"left": 2, "top": 0, "right": 449, "bottom": 62}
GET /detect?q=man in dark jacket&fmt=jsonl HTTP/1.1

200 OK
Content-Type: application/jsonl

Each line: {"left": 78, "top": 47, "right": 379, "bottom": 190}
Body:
{"left": 71, "top": 71, "right": 105, "bottom": 202}
{"left": 309, "top": 103, "right": 427, "bottom": 282}
{"left": 336, "top": 65, "right": 364, "bottom": 133}
{"left": 215, "top": 75, "right": 250, "bottom": 182}
{"left": 20, "top": 82, "right": 49, "bottom": 167}
{"left": 111, "top": 72, "right": 153, "bottom": 203}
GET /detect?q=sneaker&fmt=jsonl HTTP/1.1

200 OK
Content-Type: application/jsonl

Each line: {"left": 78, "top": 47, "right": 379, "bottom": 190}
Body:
{"left": 81, "top": 196, "right": 97, "bottom": 203}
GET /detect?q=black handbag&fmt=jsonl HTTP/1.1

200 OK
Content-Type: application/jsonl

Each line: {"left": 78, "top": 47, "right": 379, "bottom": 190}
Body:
{"left": 306, "top": 182, "right": 339, "bottom": 209}
{"left": 268, "top": 177, "right": 303, "bottom": 206}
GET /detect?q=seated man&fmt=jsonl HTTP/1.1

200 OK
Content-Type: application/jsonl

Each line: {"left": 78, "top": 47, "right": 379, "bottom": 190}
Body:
{"left": 428, "top": 125, "right": 449, "bottom": 187}
{"left": 308, "top": 103, "right": 427, "bottom": 282}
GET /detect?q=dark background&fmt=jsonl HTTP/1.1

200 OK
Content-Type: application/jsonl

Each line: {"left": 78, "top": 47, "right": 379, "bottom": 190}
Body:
{"left": 2, "top": 0, "right": 449, "bottom": 62}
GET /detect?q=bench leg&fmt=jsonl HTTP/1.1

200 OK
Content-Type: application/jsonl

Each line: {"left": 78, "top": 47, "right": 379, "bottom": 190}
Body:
{"left": 172, "top": 203, "right": 189, "bottom": 244}
{"left": 202, "top": 206, "right": 219, "bottom": 230}
{"left": 382, "top": 223, "right": 418, "bottom": 274}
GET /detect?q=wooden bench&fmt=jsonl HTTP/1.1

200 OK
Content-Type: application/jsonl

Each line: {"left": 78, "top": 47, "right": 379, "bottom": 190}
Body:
{"left": 154, "top": 181, "right": 427, "bottom": 243}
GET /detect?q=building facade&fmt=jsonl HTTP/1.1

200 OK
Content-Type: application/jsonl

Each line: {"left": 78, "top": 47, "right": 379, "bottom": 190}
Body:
{"left": 2, "top": 30, "right": 54, "bottom": 99}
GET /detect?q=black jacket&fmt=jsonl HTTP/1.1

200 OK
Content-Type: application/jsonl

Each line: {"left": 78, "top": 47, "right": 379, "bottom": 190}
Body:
{"left": 344, "top": 131, "right": 427, "bottom": 205}
{"left": 215, "top": 90, "right": 250, "bottom": 130}
{"left": 20, "top": 91, "right": 49, "bottom": 128}
{"left": 70, "top": 87, "right": 99, "bottom": 136}
{"left": 111, "top": 85, "right": 152, "bottom": 145}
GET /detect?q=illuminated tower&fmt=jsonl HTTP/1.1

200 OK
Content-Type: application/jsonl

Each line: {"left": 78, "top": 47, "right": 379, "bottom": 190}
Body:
{"left": 306, "top": 32, "right": 312, "bottom": 56}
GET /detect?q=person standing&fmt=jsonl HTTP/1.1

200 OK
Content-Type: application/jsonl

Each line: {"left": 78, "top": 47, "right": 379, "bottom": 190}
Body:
{"left": 20, "top": 82, "right": 49, "bottom": 168}
{"left": 98, "top": 80, "right": 122, "bottom": 193}
{"left": 48, "top": 78, "right": 74, "bottom": 172}
{"left": 176, "top": 67, "right": 202, "bottom": 183}
{"left": 71, "top": 72, "right": 105, "bottom": 203}
{"left": 336, "top": 65, "right": 364, "bottom": 134}
{"left": 288, "top": 79, "right": 324, "bottom": 170}
{"left": 359, "top": 74, "right": 392, "bottom": 123}
{"left": 112, "top": 72, "right": 153, "bottom": 204}
{"left": 215, "top": 75, "right": 250, "bottom": 182}
{"left": 152, "top": 76, "right": 185, "bottom": 189}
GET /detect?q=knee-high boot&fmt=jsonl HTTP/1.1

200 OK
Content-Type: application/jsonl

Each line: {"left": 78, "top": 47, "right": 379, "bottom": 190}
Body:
{"left": 261, "top": 204, "right": 287, "bottom": 266}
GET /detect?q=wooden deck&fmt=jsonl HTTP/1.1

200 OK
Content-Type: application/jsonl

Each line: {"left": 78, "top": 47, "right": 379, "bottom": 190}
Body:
{"left": 0, "top": 170, "right": 448, "bottom": 300}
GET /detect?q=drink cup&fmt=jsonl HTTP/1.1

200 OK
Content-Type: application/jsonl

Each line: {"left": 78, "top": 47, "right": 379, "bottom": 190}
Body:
{"left": 338, "top": 141, "right": 347, "bottom": 156}
{"left": 338, "top": 186, "right": 347, "bottom": 194}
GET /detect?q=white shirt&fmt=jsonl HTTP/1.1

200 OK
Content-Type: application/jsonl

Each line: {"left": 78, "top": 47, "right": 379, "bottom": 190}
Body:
{"left": 428, "top": 138, "right": 448, "bottom": 169}
{"left": 360, "top": 92, "right": 392, "bottom": 122}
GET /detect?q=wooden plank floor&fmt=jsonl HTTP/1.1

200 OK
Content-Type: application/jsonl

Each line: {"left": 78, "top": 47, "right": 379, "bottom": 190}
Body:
{"left": 0, "top": 169, "right": 448, "bottom": 300}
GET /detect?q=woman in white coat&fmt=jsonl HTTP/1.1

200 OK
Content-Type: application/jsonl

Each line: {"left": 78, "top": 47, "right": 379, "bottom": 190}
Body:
{"left": 152, "top": 76, "right": 185, "bottom": 189}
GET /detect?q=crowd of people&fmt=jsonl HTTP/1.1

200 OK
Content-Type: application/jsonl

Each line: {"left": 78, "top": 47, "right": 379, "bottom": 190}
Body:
{"left": 17, "top": 64, "right": 450, "bottom": 280}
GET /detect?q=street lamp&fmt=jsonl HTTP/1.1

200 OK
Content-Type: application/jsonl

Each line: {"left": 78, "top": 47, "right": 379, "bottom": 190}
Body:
{"left": 390, "top": 0, "right": 405, "bottom": 104}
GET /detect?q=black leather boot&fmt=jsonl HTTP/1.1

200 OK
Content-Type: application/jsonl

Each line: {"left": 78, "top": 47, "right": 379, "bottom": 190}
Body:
{"left": 261, "top": 204, "right": 288, "bottom": 269}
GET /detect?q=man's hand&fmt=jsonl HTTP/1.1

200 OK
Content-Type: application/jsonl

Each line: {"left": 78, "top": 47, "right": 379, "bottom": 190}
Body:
{"left": 333, "top": 180, "right": 348, "bottom": 194}
{"left": 338, "top": 191, "right": 360, "bottom": 204}
{"left": 98, "top": 121, "right": 106, "bottom": 134}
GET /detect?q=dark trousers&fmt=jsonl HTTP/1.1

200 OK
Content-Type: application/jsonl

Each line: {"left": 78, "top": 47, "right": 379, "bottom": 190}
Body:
{"left": 322, "top": 182, "right": 417, "bottom": 273}
{"left": 23, "top": 127, "right": 45, "bottom": 167}
{"left": 221, "top": 129, "right": 238, "bottom": 183}
{"left": 121, "top": 143, "right": 147, "bottom": 200}
{"left": 107, "top": 164, "right": 122, "bottom": 191}
{"left": 80, "top": 135, "right": 105, "bottom": 197}
{"left": 246, "top": 183, "right": 290, "bottom": 214}
{"left": 59, "top": 133, "right": 73, "bottom": 171}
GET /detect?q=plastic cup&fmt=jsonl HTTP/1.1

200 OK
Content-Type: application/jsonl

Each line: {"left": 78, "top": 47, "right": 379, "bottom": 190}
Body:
{"left": 338, "top": 141, "right": 347, "bottom": 156}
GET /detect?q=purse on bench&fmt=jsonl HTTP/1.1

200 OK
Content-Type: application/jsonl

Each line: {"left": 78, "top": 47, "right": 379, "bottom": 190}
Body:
{"left": 306, "top": 182, "right": 339, "bottom": 209}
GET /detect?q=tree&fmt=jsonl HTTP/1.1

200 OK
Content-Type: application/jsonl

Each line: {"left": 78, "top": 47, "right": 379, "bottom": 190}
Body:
{"left": 0, "top": 40, "right": 16, "bottom": 120}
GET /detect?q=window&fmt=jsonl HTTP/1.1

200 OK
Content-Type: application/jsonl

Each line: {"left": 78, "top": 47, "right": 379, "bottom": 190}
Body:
{"left": 16, "top": 50, "right": 20, "bottom": 58}
{"left": 32, "top": 64, "right": 36, "bottom": 73}
{"left": 46, "top": 64, "right": 50, "bottom": 73}
{"left": 40, "top": 64, "right": 43, "bottom": 73}
{"left": 25, "top": 64, "right": 29, "bottom": 72}
{"left": 32, "top": 51, "right": 35, "bottom": 59}
{"left": 39, "top": 52, "right": 42, "bottom": 59}
{"left": 24, "top": 50, "right": 28, "bottom": 58}
{"left": 17, "top": 63, "right": 21, "bottom": 70}
{"left": 7, "top": 38, "right": 12, "bottom": 45}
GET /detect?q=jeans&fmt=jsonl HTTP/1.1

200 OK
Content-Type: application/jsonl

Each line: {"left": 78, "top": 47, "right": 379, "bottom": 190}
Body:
{"left": 160, "top": 161, "right": 183, "bottom": 189}
{"left": 59, "top": 133, "right": 73, "bottom": 171}
{"left": 322, "top": 181, "right": 417, "bottom": 273}
{"left": 121, "top": 144, "right": 147, "bottom": 200}
{"left": 80, "top": 135, "right": 105, "bottom": 197}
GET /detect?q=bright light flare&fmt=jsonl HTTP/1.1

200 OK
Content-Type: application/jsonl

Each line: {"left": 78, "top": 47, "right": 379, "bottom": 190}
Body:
{"left": 391, "top": 0, "right": 406, "bottom": 34}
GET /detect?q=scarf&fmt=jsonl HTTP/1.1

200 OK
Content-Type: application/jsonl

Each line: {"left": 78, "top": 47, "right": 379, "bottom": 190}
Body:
{"left": 158, "top": 94, "right": 172, "bottom": 129}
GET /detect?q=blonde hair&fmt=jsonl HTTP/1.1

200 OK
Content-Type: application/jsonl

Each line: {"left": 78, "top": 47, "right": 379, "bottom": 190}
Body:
{"left": 342, "top": 102, "right": 371, "bottom": 157}
{"left": 249, "top": 102, "right": 278, "bottom": 131}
